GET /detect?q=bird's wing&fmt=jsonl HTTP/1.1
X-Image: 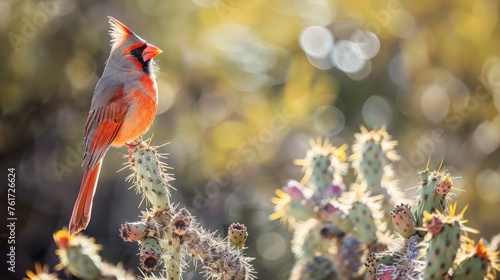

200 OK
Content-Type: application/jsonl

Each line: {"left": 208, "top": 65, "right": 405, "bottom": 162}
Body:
{"left": 83, "top": 82, "right": 129, "bottom": 168}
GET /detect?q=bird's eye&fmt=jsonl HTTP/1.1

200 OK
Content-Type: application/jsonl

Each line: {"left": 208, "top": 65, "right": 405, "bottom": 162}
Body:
{"left": 130, "top": 49, "right": 139, "bottom": 56}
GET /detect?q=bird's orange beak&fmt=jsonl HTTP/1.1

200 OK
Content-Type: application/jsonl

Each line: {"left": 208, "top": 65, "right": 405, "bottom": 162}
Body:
{"left": 142, "top": 44, "right": 162, "bottom": 61}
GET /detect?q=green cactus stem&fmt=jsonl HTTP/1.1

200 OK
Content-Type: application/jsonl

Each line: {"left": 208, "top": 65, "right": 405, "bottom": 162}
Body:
{"left": 161, "top": 231, "right": 181, "bottom": 280}
{"left": 453, "top": 254, "right": 489, "bottom": 279}
{"left": 53, "top": 229, "right": 102, "bottom": 279}
{"left": 294, "top": 139, "right": 347, "bottom": 201}
{"left": 309, "top": 154, "right": 335, "bottom": 198}
{"left": 128, "top": 141, "right": 171, "bottom": 212}
{"left": 139, "top": 237, "right": 162, "bottom": 272}
{"left": 53, "top": 229, "right": 135, "bottom": 280}
{"left": 422, "top": 211, "right": 461, "bottom": 280}
{"left": 414, "top": 169, "right": 450, "bottom": 237}
{"left": 228, "top": 223, "right": 248, "bottom": 250}
{"left": 348, "top": 201, "right": 378, "bottom": 244}
{"left": 351, "top": 127, "right": 399, "bottom": 199}
{"left": 359, "top": 140, "right": 388, "bottom": 196}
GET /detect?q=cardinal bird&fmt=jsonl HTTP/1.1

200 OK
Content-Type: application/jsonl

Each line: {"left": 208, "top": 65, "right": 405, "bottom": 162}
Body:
{"left": 69, "top": 16, "right": 162, "bottom": 235}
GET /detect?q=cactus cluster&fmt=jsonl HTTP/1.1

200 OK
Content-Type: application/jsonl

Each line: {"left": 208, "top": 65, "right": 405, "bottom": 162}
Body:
{"left": 271, "top": 127, "right": 500, "bottom": 280}
{"left": 119, "top": 141, "right": 254, "bottom": 280}
{"left": 31, "top": 140, "right": 254, "bottom": 280}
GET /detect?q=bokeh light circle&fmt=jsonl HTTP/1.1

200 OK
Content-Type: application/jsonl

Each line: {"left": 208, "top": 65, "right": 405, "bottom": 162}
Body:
{"left": 256, "top": 232, "right": 287, "bottom": 261}
{"left": 362, "top": 95, "right": 394, "bottom": 128}
{"left": 419, "top": 84, "right": 449, "bottom": 123}
{"left": 346, "top": 59, "right": 372, "bottom": 80}
{"left": 300, "top": 26, "right": 334, "bottom": 58}
{"left": 331, "top": 40, "right": 366, "bottom": 73}
{"left": 296, "top": 0, "right": 335, "bottom": 26}
{"left": 313, "top": 105, "right": 345, "bottom": 136}
{"left": 350, "top": 30, "right": 380, "bottom": 59}
{"left": 472, "top": 121, "right": 500, "bottom": 154}
{"left": 476, "top": 169, "right": 500, "bottom": 204}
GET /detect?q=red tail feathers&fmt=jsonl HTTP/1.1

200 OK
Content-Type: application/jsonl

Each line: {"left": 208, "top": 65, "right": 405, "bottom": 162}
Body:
{"left": 69, "top": 161, "right": 102, "bottom": 235}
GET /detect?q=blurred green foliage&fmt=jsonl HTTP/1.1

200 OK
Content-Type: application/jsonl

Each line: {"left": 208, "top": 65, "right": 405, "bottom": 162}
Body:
{"left": 1, "top": 0, "right": 500, "bottom": 279}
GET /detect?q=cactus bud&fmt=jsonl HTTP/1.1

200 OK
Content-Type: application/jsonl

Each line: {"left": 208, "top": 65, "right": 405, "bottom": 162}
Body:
{"left": 139, "top": 237, "right": 162, "bottom": 272}
{"left": 435, "top": 173, "right": 453, "bottom": 196}
{"left": 423, "top": 211, "right": 443, "bottom": 235}
{"left": 391, "top": 203, "right": 417, "bottom": 238}
{"left": 365, "top": 252, "right": 379, "bottom": 274}
{"left": 120, "top": 222, "right": 147, "bottom": 242}
{"left": 228, "top": 223, "right": 248, "bottom": 250}
{"left": 170, "top": 208, "right": 192, "bottom": 236}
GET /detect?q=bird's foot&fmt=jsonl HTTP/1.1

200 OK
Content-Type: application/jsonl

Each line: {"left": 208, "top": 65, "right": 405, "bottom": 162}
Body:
{"left": 125, "top": 141, "right": 140, "bottom": 149}
{"left": 125, "top": 141, "right": 140, "bottom": 162}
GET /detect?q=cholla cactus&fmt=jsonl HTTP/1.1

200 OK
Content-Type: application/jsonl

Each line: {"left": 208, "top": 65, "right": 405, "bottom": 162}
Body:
{"left": 121, "top": 141, "right": 254, "bottom": 280}
{"left": 364, "top": 150, "right": 500, "bottom": 279}
{"left": 271, "top": 127, "right": 500, "bottom": 280}
{"left": 272, "top": 130, "right": 393, "bottom": 279}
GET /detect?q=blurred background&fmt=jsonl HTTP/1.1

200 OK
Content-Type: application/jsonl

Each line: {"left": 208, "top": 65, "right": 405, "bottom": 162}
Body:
{"left": 1, "top": 0, "right": 500, "bottom": 279}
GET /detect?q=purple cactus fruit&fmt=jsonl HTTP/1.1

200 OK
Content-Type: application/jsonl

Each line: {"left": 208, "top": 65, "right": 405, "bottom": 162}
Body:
{"left": 321, "top": 183, "right": 343, "bottom": 199}
{"left": 423, "top": 211, "right": 443, "bottom": 235}
{"left": 283, "top": 180, "right": 307, "bottom": 201}
{"left": 435, "top": 173, "right": 453, "bottom": 196}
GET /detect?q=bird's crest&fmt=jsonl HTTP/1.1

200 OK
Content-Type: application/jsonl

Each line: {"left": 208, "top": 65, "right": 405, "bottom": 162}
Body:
{"left": 108, "top": 16, "right": 143, "bottom": 49}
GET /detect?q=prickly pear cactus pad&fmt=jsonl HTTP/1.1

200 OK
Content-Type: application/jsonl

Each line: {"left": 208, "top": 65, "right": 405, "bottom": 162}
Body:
{"left": 271, "top": 127, "right": 500, "bottom": 280}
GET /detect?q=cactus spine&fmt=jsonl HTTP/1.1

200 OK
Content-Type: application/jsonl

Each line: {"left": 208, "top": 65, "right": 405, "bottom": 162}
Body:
{"left": 414, "top": 168, "right": 450, "bottom": 237}
{"left": 422, "top": 211, "right": 462, "bottom": 279}
{"left": 129, "top": 142, "right": 171, "bottom": 211}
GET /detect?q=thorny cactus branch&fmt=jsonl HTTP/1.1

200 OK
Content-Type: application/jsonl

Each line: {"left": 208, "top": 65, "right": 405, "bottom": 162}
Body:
{"left": 121, "top": 141, "right": 254, "bottom": 280}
